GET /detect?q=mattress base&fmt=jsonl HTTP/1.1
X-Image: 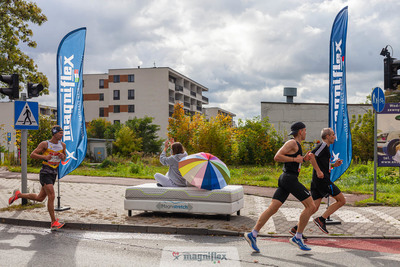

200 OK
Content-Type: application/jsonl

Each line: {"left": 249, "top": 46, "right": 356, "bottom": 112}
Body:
{"left": 124, "top": 198, "right": 244, "bottom": 215}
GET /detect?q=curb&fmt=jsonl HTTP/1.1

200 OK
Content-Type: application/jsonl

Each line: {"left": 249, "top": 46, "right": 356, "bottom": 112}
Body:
{"left": 0, "top": 217, "right": 241, "bottom": 236}
{"left": 2, "top": 217, "right": 400, "bottom": 239}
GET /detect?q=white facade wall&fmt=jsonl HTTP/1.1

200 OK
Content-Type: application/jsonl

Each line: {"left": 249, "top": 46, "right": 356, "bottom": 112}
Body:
{"left": 261, "top": 102, "right": 372, "bottom": 142}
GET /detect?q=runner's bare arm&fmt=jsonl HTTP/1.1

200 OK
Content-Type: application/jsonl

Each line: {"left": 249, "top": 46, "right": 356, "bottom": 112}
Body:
{"left": 30, "top": 141, "right": 51, "bottom": 161}
{"left": 274, "top": 140, "right": 299, "bottom": 162}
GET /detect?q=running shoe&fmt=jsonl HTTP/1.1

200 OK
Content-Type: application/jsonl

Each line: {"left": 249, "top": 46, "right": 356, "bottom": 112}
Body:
{"left": 289, "top": 226, "right": 308, "bottom": 241}
{"left": 314, "top": 217, "right": 329, "bottom": 234}
{"left": 51, "top": 219, "right": 65, "bottom": 231}
{"left": 244, "top": 232, "right": 260, "bottom": 253}
{"left": 8, "top": 189, "right": 21, "bottom": 205}
{"left": 289, "top": 236, "right": 311, "bottom": 251}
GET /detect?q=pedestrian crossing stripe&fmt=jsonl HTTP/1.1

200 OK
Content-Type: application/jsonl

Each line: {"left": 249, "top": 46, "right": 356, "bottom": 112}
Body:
{"left": 279, "top": 208, "right": 314, "bottom": 222}
{"left": 14, "top": 101, "right": 39, "bottom": 130}
{"left": 362, "top": 208, "right": 400, "bottom": 230}
{"left": 334, "top": 210, "right": 372, "bottom": 223}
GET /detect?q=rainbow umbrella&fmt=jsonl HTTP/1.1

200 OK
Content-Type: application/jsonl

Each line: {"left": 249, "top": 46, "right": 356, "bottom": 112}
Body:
{"left": 178, "top": 152, "right": 230, "bottom": 190}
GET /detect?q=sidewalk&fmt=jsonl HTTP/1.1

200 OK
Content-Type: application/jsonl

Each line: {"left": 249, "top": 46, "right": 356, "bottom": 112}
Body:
{"left": 1, "top": 168, "right": 400, "bottom": 238}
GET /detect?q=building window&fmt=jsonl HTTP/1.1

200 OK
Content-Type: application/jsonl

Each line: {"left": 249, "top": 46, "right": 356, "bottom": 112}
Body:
{"left": 99, "top": 108, "right": 104, "bottom": 117}
{"left": 99, "top": 93, "right": 104, "bottom": 101}
{"left": 113, "top": 75, "right": 120, "bottom": 83}
{"left": 113, "top": 90, "right": 120, "bottom": 100}
{"left": 128, "top": 105, "right": 135, "bottom": 113}
{"left": 114, "top": 105, "right": 120, "bottom": 113}
{"left": 128, "top": 89, "right": 135, "bottom": 99}
{"left": 99, "top": 79, "right": 104, "bottom": 88}
{"left": 114, "top": 120, "right": 120, "bottom": 124}
{"left": 128, "top": 74, "right": 135, "bottom": 82}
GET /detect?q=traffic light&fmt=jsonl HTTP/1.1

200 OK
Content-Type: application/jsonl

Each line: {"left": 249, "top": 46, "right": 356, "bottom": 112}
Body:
{"left": 27, "top": 82, "right": 44, "bottom": 98}
{"left": 0, "top": 74, "right": 19, "bottom": 99}
{"left": 383, "top": 56, "right": 400, "bottom": 90}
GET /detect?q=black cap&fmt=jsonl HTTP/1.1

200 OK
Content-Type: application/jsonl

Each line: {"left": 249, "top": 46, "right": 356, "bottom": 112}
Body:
{"left": 289, "top": 122, "right": 306, "bottom": 136}
{"left": 51, "top": 126, "right": 63, "bottom": 135}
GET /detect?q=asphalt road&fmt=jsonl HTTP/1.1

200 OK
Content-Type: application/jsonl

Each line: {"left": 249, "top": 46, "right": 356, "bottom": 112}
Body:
{"left": 1, "top": 224, "right": 400, "bottom": 266}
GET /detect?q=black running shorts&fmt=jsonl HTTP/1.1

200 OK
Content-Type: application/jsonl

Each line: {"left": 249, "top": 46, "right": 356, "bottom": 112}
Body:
{"left": 311, "top": 180, "right": 341, "bottom": 200}
{"left": 272, "top": 172, "right": 311, "bottom": 203}
{"left": 39, "top": 172, "right": 57, "bottom": 186}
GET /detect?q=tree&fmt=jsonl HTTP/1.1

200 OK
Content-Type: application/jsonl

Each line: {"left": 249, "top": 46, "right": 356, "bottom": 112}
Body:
{"left": 113, "top": 125, "right": 142, "bottom": 157}
{"left": 190, "top": 113, "right": 236, "bottom": 164}
{"left": 0, "top": 0, "right": 49, "bottom": 96}
{"left": 167, "top": 103, "right": 192, "bottom": 152}
{"left": 125, "top": 116, "right": 163, "bottom": 154}
{"left": 86, "top": 118, "right": 112, "bottom": 139}
{"left": 236, "top": 117, "right": 283, "bottom": 165}
{"left": 350, "top": 109, "right": 374, "bottom": 163}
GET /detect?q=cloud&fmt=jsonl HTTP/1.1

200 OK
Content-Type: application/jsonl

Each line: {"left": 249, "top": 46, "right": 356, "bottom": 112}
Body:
{"left": 16, "top": 0, "right": 400, "bottom": 121}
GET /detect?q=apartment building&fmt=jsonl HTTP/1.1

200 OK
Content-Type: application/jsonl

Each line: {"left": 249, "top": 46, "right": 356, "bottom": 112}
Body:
{"left": 83, "top": 67, "right": 209, "bottom": 137}
{"left": 203, "top": 107, "right": 236, "bottom": 127}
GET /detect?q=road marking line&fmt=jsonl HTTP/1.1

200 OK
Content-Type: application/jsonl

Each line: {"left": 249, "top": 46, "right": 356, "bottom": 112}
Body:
{"left": 280, "top": 208, "right": 313, "bottom": 222}
{"left": 254, "top": 196, "right": 276, "bottom": 232}
{"left": 361, "top": 208, "right": 400, "bottom": 230}
{"left": 334, "top": 210, "right": 372, "bottom": 223}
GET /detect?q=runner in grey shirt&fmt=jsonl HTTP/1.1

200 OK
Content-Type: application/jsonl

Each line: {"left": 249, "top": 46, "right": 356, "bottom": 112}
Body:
{"left": 154, "top": 139, "right": 188, "bottom": 187}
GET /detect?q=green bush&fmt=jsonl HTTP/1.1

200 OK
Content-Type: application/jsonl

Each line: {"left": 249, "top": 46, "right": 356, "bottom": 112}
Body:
{"left": 129, "top": 161, "right": 144, "bottom": 174}
{"left": 97, "top": 158, "right": 117, "bottom": 169}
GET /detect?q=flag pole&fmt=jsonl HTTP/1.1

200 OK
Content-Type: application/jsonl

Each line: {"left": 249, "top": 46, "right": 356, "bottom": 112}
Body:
{"left": 54, "top": 171, "right": 70, "bottom": 211}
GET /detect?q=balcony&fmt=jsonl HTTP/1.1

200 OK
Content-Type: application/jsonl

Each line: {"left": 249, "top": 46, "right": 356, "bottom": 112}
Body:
{"left": 184, "top": 102, "right": 190, "bottom": 108}
{"left": 169, "top": 96, "right": 174, "bottom": 103}
{"left": 175, "top": 85, "right": 183, "bottom": 92}
{"left": 169, "top": 81, "right": 175, "bottom": 90}
{"left": 196, "top": 106, "right": 202, "bottom": 112}
{"left": 202, "top": 96, "right": 209, "bottom": 104}
{"left": 190, "top": 91, "right": 196, "bottom": 97}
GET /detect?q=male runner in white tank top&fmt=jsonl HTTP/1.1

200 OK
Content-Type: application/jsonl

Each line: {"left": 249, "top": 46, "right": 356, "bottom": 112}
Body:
{"left": 9, "top": 125, "right": 66, "bottom": 230}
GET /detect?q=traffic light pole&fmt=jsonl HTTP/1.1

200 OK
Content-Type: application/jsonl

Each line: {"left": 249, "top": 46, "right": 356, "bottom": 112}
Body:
{"left": 20, "top": 93, "right": 28, "bottom": 205}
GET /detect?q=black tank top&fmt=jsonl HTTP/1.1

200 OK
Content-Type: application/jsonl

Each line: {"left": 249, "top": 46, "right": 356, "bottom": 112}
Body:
{"left": 283, "top": 141, "right": 303, "bottom": 175}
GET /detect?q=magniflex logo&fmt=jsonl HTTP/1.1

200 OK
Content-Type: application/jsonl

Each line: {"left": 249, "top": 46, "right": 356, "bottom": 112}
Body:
{"left": 161, "top": 247, "right": 240, "bottom": 266}
{"left": 176, "top": 251, "right": 228, "bottom": 262}
{"left": 60, "top": 55, "right": 76, "bottom": 142}
{"left": 332, "top": 39, "right": 344, "bottom": 138}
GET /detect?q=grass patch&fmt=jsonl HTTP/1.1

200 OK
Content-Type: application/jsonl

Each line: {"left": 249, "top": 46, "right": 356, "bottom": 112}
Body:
{"left": 0, "top": 202, "right": 45, "bottom": 211}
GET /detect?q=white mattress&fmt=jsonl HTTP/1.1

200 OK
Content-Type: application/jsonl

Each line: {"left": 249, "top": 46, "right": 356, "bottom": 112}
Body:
{"left": 125, "top": 183, "right": 244, "bottom": 203}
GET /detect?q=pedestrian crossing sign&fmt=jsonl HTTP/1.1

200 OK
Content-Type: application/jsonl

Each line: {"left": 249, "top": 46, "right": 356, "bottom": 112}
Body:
{"left": 14, "top": 101, "right": 39, "bottom": 130}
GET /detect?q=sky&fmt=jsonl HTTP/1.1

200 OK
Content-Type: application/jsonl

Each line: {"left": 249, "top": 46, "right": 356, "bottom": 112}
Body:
{"left": 16, "top": 0, "right": 400, "bottom": 121}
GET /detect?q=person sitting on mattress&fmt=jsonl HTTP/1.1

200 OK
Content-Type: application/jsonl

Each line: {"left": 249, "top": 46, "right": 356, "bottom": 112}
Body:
{"left": 154, "top": 138, "right": 188, "bottom": 187}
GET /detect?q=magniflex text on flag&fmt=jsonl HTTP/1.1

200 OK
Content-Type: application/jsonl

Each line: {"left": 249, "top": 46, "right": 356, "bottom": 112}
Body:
{"left": 60, "top": 55, "right": 75, "bottom": 142}
{"left": 328, "top": 7, "right": 352, "bottom": 182}
{"left": 57, "top": 27, "right": 87, "bottom": 179}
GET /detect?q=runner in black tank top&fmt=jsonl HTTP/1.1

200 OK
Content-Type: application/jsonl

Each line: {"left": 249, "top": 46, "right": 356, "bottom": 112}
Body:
{"left": 283, "top": 141, "right": 303, "bottom": 175}
{"left": 244, "top": 122, "right": 315, "bottom": 252}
